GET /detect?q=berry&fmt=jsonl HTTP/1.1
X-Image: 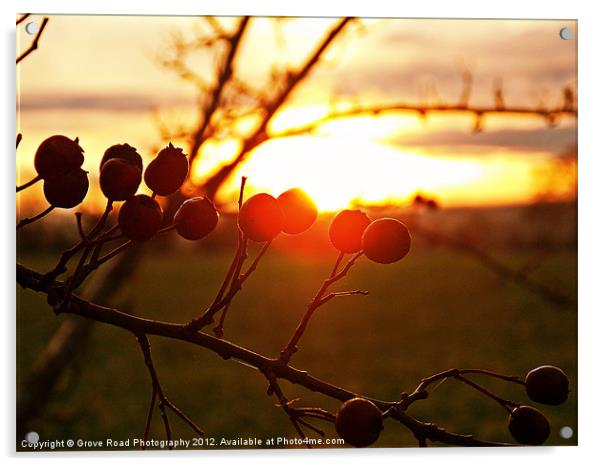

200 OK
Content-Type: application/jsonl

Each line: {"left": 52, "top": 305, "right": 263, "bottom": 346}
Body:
{"left": 525, "top": 366, "right": 569, "bottom": 405}
{"left": 362, "top": 218, "right": 411, "bottom": 264}
{"left": 99, "top": 158, "right": 142, "bottom": 201}
{"left": 174, "top": 197, "right": 219, "bottom": 240}
{"left": 144, "top": 143, "right": 189, "bottom": 196}
{"left": 100, "top": 143, "right": 143, "bottom": 171}
{"left": 508, "top": 405, "right": 550, "bottom": 445}
{"left": 277, "top": 188, "right": 318, "bottom": 235}
{"left": 34, "top": 135, "right": 84, "bottom": 179}
{"left": 118, "top": 194, "right": 163, "bottom": 242}
{"left": 43, "top": 168, "right": 89, "bottom": 208}
{"left": 238, "top": 193, "right": 284, "bottom": 242}
{"left": 329, "top": 209, "right": 371, "bottom": 253}
{"left": 335, "top": 398, "right": 383, "bottom": 447}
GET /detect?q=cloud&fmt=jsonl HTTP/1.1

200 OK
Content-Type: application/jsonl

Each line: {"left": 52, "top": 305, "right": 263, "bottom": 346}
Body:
{"left": 18, "top": 93, "right": 192, "bottom": 112}
{"left": 389, "top": 126, "right": 576, "bottom": 155}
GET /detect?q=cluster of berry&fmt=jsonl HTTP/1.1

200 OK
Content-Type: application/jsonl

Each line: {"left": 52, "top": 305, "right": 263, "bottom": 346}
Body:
{"left": 237, "top": 190, "right": 411, "bottom": 264}
{"left": 334, "top": 365, "right": 569, "bottom": 447}
{"left": 32, "top": 136, "right": 218, "bottom": 242}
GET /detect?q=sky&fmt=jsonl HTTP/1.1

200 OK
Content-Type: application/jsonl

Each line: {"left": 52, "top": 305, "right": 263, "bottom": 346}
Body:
{"left": 16, "top": 15, "right": 577, "bottom": 212}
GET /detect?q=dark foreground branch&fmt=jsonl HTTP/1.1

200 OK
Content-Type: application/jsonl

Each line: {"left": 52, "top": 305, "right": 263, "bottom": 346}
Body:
{"left": 17, "top": 262, "right": 513, "bottom": 447}
{"left": 17, "top": 17, "right": 49, "bottom": 64}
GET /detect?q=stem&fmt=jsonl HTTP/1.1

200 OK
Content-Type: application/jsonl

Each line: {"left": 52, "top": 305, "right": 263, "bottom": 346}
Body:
{"left": 16, "top": 175, "right": 41, "bottom": 192}
{"left": 16, "top": 205, "right": 54, "bottom": 230}
{"left": 278, "top": 252, "right": 363, "bottom": 364}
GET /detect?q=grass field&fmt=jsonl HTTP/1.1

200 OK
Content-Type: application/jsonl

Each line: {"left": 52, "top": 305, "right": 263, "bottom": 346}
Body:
{"left": 16, "top": 243, "right": 577, "bottom": 449}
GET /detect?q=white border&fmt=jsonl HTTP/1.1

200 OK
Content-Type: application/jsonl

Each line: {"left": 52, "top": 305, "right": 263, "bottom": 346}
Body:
{"left": 3, "top": 1, "right": 601, "bottom": 465}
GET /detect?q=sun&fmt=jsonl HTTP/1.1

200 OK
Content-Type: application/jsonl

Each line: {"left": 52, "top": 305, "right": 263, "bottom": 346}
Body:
{"left": 219, "top": 135, "right": 489, "bottom": 211}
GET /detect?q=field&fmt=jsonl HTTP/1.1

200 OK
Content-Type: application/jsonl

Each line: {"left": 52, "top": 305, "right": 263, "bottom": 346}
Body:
{"left": 16, "top": 238, "right": 577, "bottom": 450}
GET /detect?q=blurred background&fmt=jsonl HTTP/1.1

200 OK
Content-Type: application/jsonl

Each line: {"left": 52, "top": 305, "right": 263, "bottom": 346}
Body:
{"left": 16, "top": 15, "right": 577, "bottom": 448}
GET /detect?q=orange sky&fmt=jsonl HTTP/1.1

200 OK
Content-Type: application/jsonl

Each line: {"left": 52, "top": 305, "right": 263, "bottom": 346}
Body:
{"left": 16, "top": 15, "right": 577, "bottom": 212}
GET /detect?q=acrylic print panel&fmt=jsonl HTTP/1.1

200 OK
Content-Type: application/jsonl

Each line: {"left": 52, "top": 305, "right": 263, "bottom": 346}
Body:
{"left": 16, "top": 14, "right": 577, "bottom": 451}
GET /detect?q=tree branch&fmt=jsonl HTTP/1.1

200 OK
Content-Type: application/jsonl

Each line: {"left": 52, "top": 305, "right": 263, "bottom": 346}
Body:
{"left": 17, "top": 262, "right": 514, "bottom": 447}
{"left": 17, "top": 17, "right": 49, "bottom": 64}
{"left": 202, "top": 18, "right": 354, "bottom": 198}
{"left": 268, "top": 102, "right": 578, "bottom": 140}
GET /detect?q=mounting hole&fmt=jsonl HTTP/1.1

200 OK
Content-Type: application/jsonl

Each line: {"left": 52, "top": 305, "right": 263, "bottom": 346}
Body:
{"left": 560, "top": 426, "right": 573, "bottom": 439}
{"left": 25, "top": 431, "right": 40, "bottom": 444}
{"left": 559, "top": 27, "right": 573, "bottom": 40}
{"left": 24, "top": 22, "right": 38, "bottom": 35}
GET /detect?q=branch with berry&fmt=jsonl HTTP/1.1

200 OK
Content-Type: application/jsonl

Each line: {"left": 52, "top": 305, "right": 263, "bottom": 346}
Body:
{"left": 17, "top": 135, "right": 571, "bottom": 448}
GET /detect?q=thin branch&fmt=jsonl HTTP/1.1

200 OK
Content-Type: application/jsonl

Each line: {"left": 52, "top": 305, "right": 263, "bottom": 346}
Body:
{"left": 16, "top": 17, "right": 49, "bottom": 64}
{"left": 141, "top": 388, "right": 157, "bottom": 448}
{"left": 278, "top": 252, "right": 363, "bottom": 365}
{"left": 16, "top": 14, "right": 31, "bottom": 25}
{"left": 136, "top": 333, "right": 205, "bottom": 446}
{"left": 269, "top": 102, "right": 578, "bottom": 140}
{"left": 400, "top": 368, "right": 523, "bottom": 411}
{"left": 413, "top": 224, "right": 575, "bottom": 307}
{"left": 189, "top": 17, "right": 250, "bottom": 161}
{"left": 16, "top": 175, "right": 41, "bottom": 192}
{"left": 17, "top": 262, "right": 514, "bottom": 447}
{"left": 16, "top": 205, "right": 54, "bottom": 230}
{"left": 202, "top": 18, "right": 354, "bottom": 198}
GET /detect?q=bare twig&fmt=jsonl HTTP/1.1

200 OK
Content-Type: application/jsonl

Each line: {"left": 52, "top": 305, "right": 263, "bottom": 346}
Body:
{"left": 17, "top": 17, "right": 49, "bottom": 64}
{"left": 413, "top": 224, "right": 575, "bottom": 307}
{"left": 269, "top": 102, "right": 578, "bottom": 140}
{"left": 278, "top": 252, "right": 363, "bottom": 364}
{"left": 136, "top": 333, "right": 205, "bottom": 448}
{"left": 16, "top": 205, "right": 54, "bottom": 230}
{"left": 16, "top": 175, "right": 41, "bottom": 192}
{"left": 202, "top": 18, "right": 354, "bottom": 198}
{"left": 16, "top": 14, "right": 31, "bottom": 25}
{"left": 188, "top": 17, "right": 250, "bottom": 161}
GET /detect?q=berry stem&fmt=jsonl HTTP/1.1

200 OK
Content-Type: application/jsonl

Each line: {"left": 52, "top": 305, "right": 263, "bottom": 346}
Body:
{"left": 16, "top": 205, "right": 54, "bottom": 230}
{"left": 278, "top": 252, "right": 363, "bottom": 365}
{"left": 16, "top": 174, "right": 41, "bottom": 192}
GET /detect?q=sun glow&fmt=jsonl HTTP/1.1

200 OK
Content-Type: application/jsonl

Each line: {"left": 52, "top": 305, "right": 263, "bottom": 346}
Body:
{"left": 217, "top": 135, "right": 535, "bottom": 211}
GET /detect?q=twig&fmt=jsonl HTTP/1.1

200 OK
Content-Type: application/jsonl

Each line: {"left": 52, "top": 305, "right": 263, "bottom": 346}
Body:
{"left": 188, "top": 17, "right": 250, "bottom": 160}
{"left": 16, "top": 14, "right": 31, "bottom": 25}
{"left": 17, "top": 17, "right": 49, "bottom": 64}
{"left": 16, "top": 205, "right": 54, "bottom": 230}
{"left": 142, "top": 388, "right": 157, "bottom": 447}
{"left": 16, "top": 175, "right": 41, "bottom": 192}
{"left": 136, "top": 333, "right": 204, "bottom": 448}
{"left": 413, "top": 224, "right": 575, "bottom": 307}
{"left": 202, "top": 18, "right": 354, "bottom": 198}
{"left": 400, "top": 368, "right": 523, "bottom": 411}
{"left": 278, "top": 252, "right": 363, "bottom": 364}
{"left": 269, "top": 102, "right": 578, "bottom": 140}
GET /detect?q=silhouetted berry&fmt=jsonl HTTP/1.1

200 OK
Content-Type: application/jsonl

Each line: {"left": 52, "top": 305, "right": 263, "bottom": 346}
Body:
{"left": 99, "top": 158, "right": 142, "bottom": 201}
{"left": 335, "top": 398, "right": 383, "bottom": 447}
{"left": 43, "top": 168, "right": 89, "bottom": 208}
{"left": 329, "top": 209, "right": 371, "bottom": 253}
{"left": 118, "top": 194, "right": 163, "bottom": 242}
{"left": 34, "top": 135, "right": 84, "bottom": 179}
{"left": 525, "top": 366, "right": 569, "bottom": 405}
{"left": 100, "top": 143, "right": 143, "bottom": 171}
{"left": 508, "top": 405, "right": 550, "bottom": 445}
{"left": 362, "top": 218, "right": 411, "bottom": 264}
{"left": 277, "top": 188, "right": 318, "bottom": 235}
{"left": 238, "top": 193, "right": 284, "bottom": 242}
{"left": 144, "top": 143, "right": 189, "bottom": 196}
{"left": 174, "top": 197, "right": 219, "bottom": 240}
